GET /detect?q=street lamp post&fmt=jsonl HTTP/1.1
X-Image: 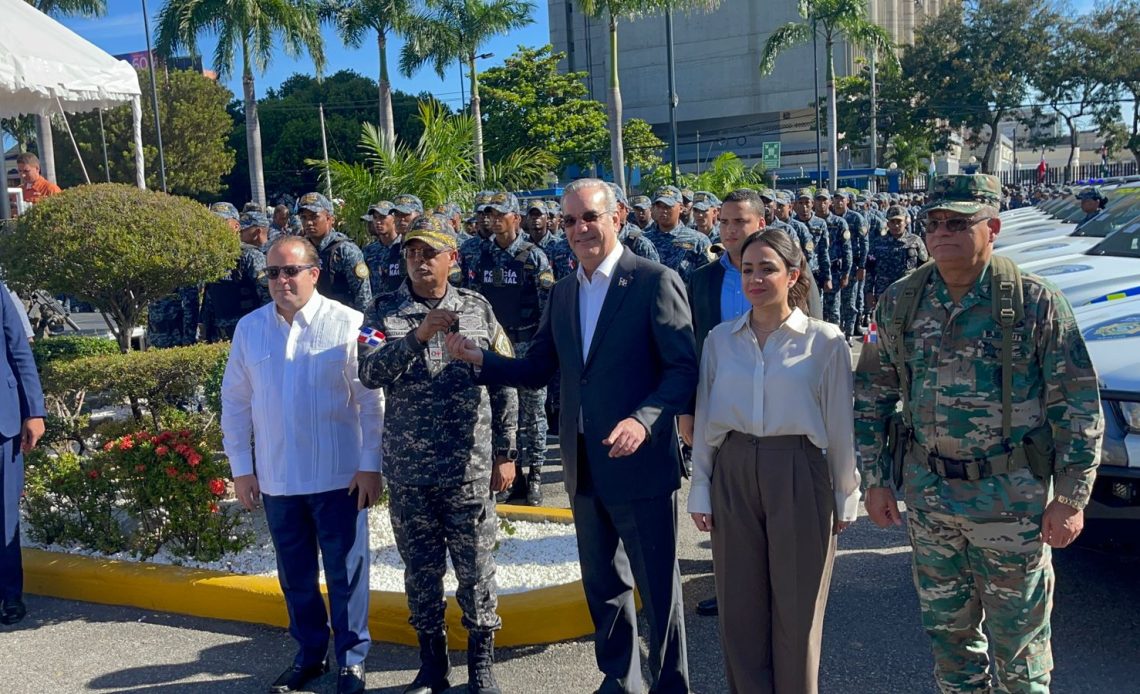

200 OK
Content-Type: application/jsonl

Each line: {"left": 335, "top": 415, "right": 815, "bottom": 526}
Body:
{"left": 140, "top": 0, "right": 167, "bottom": 192}
{"left": 812, "top": 19, "right": 822, "bottom": 186}
{"left": 665, "top": 7, "right": 680, "bottom": 185}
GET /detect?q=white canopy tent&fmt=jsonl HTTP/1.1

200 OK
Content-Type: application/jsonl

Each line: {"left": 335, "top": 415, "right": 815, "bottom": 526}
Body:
{"left": 0, "top": 0, "right": 145, "bottom": 218}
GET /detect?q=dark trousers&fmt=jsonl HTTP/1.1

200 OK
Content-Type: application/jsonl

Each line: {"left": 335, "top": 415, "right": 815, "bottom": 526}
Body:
{"left": 571, "top": 438, "right": 689, "bottom": 693}
{"left": 262, "top": 488, "right": 371, "bottom": 668}
{"left": 1, "top": 437, "right": 22, "bottom": 603}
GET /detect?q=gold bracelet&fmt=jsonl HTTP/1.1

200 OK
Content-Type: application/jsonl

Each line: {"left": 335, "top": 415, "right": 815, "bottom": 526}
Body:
{"left": 1055, "top": 494, "right": 1083, "bottom": 510}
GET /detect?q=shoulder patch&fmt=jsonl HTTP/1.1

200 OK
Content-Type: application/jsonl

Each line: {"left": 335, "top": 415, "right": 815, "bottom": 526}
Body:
{"left": 805, "top": 241, "right": 815, "bottom": 253}
{"left": 354, "top": 261, "right": 370, "bottom": 279}
{"left": 843, "top": 230, "right": 851, "bottom": 241}
{"left": 492, "top": 326, "right": 515, "bottom": 357}
{"left": 358, "top": 326, "right": 386, "bottom": 347}
{"left": 257, "top": 269, "right": 268, "bottom": 286}
{"left": 538, "top": 270, "right": 554, "bottom": 290}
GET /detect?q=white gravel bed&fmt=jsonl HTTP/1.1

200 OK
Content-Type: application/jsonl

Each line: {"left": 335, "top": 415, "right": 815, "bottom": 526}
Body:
{"left": 22, "top": 502, "right": 583, "bottom": 594}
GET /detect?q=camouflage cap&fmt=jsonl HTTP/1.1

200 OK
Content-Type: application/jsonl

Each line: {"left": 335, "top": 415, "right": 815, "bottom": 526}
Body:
{"left": 544, "top": 200, "right": 561, "bottom": 215}
{"left": 653, "top": 185, "right": 683, "bottom": 207}
{"left": 241, "top": 202, "right": 263, "bottom": 214}
{"left": 392, "top": 193, "right": 424, "bottom": 215}
{"left": 872, "top": 192, "right": 888, "bottom": 202}
{"left": 795, "top": 187, "right": 814, "bottom": 200}
{"left": 629, "top": 195, "right": 651, "bottom": 210}
{"left": 885, "top": 205, "right": 908, "bottom": 220}
{"left": 474, "top": 190, "right": 495, "bottom": 208}
{"left": 297, "top": 192, "right": 334, "bottom": 215}
{"left": 607, "top": 182, "right": 629, "bottom": 207}
{"left": 1076, "top": 186, "right": 1105, "bottom": 201}
{"left": 691, "top": 191, "right": 721, "bottom": 211}
{"left": 680, "top": 187, "right": 695, "bottom": 203}
{"left": 813, "top": 188, "right": 832, "bottom": 200}
{"left": 209, "top": 201, "right": 240, "bottom": 221}
{"left": 484, "top": 191, "right": 519, "bottom": 214}
{"left": 759, "top": 188, "right": 777, "bottom": 202}
{"left": 362, "top": 201, "right": 395, "bottom": 221}
{"left": 924, "top": 174, "right": 1002, "bottom": 215}
{"left": 239, "top": 211, "right": 269, "bottom": 229}
{"left": 403, "top": 214, "right": 458, "bottom": 250}
{"left": 774, "top": 191, "right": 793, "bottom": 205}
{"left": 526, "top": 199, "right": 547, "bottom": 213}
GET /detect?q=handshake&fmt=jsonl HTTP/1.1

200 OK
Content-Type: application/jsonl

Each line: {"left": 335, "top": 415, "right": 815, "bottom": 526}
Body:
{"left": 416, "top": 308, "right": 484, "bottom": 366}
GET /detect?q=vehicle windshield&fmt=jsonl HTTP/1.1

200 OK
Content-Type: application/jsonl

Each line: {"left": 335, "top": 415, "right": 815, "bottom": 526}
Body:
{"left": 1074, "top": 187, "right": 1140, "bottom": 238}
{"left": 1088, "top": 213, "right": 1140, "bottom": 258}
{"left": 1058, "top": 198, "right": 1089, "bottom": 222}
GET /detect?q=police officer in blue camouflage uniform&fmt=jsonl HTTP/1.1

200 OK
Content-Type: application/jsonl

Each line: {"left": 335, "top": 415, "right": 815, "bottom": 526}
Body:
{"left": 239, "top": 210, "right": 272, "bottom": 253}
{"left": 690, "top": 191, "right": 721, "bottom": 243}
{"left": 629, "top": 195, "right": 652, "bottom": 229}
{"left": 200, "top": 203, "right": 271, "bottom": 342}
{"left": 793, "top": 189, "right": 833, "bottom": 300}
{"left": 865, "top": 205, "right": 928, "bottom": 308}
{"left": 464, "top": 192, "right": 553, "bottom": 506}
{"left": 147, "top": 287, "right": 200, "bottom": 348}
{"left": 296, "top": 192, "right": 373, "bottom": 313}
{"left": 523, "top": 200, "right": 557, "bottom": 253}
{"left": 643, "top": 185, "right": 712, "bottom": 283}
{"left": 1073, "top": 187, "right": 1107, "bottom": 233}
{"left": 813, "top": 189, "right": 852, "bottom": 325}
{"left": 835, "top": 192, "right": 869, "bottom": 339}
{"left": 391, "top": 193, "right": 423, "bottom": 238}
{"left": 770, "top": 190, "right": 822, "bottom": 280}
{"left": 357, "top": 215, "right": 517, "bottom": 694}
{"left": 361, "top": 201, "right": 406, "bottom": 298}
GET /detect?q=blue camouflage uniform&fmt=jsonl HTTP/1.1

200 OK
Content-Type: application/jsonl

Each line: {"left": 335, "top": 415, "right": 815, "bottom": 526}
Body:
{"left": 813, "top": 191, "right": 851, "bottom": 325}
{"left": 357, "top": 217, "right": 517, "bottom": 640}
{"left": 794, "top": 205, "right": 832, "bottom": 293}
{"left": 463, "top": 193, "right": 554, "bottom": 504}
{"left": 198, "top": 204, "right": 269, "bottom": 342}
{"left": 642, "top": 185, "right": 712, "bottom": 283}
{"left": 147, "top": 286, "right": 200, "bottom": 348}
{"left": 841, "top": 205, "right": 870, "bottom": 337}
{"left": 360, "top": 201, "right": 406, "bottom": 298}
{"left": 298, "top": 192, "right": 373, "bottom": 313}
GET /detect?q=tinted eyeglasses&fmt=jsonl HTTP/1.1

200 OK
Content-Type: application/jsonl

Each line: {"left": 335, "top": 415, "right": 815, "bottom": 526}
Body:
{"left": 561, "top": 210, "right": 605, "bottom": 228}
{"left": 265, "top": 264, "right": 317, "bottom": 280}
{"left": 922, "top": 216, "right": 993, "bottom": 233}
{"left": 403, "top": 246, "right": 445, "bottom": 261}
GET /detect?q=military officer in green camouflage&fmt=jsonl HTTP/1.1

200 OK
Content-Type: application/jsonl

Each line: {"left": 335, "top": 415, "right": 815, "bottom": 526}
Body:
{"left": 855, "top": 173, "right": 1104, "bottom": 694}
{"left": 358, "top": 215, "right": 517, "bottom": 694}
{"left": 298, "top": 192, "right": 373, "bottom": 313}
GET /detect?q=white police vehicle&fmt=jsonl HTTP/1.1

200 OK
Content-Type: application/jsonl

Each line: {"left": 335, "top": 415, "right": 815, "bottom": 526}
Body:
{"left": 999, "top": 183, "right": 1140, "bottom": 265}
{"left": 1074, "top": 296, "right": 1140, "bottom": 519}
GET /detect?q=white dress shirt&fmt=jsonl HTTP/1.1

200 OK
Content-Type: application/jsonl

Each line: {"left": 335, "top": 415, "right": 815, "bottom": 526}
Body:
{"left": 221, "top": 292, "right": 384, "bottom": 497}
{"left": 687, "top": 307, "right": 861, "bottom": 521}
{"left": 576, "top": 241, "right": 625, "bottom": 362}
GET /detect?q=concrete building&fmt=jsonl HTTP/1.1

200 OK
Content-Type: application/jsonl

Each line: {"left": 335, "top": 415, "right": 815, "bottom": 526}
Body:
{"left": 548, "top": 0, "right": 944, "bottom": 181}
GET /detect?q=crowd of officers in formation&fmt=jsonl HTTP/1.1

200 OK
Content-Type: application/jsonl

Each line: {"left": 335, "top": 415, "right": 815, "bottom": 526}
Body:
{"left": 149, "top": 183, "right": 934, "bottom": 506}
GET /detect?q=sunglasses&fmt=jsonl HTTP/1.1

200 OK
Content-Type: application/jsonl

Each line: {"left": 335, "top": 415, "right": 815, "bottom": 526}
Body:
{"left": 403, "top": 246, "right": 446, "bottom": 261}
{"left": 562, "top": 210, "right": 606, "bottom": 228}
{"left": 265, "top": 264, "right": 317, "bottom": 280}
{"left": 922, "top": 216, "right": 993, "bottom": 233}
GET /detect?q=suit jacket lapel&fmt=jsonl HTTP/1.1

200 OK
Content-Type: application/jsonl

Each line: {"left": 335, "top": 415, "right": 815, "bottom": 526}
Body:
{"left": 584, "top": 248, "right": 635, "bottom": 370}
{"left": 568, "top": 278, "right": 585, "bottom": 371}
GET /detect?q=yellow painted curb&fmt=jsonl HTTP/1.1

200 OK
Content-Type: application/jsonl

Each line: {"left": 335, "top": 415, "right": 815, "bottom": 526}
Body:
{"left": 25, "top": 506, "right": 593, "bottom": 649}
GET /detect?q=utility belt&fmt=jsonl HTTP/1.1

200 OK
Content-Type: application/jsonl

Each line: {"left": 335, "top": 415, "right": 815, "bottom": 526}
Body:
{"left": 884, "top": 413, "right": 1054, "bottom": 487}
{"left": 506, "top": 326, "right": 536, "bottom": 344}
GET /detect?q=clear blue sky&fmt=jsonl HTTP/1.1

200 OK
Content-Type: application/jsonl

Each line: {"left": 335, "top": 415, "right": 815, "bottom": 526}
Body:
{"left": 56, "top": 0, "right": 554, "bottom": 108}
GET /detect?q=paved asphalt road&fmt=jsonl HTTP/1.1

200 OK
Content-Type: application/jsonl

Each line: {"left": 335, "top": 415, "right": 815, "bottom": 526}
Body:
{"left": 6, "top": 317, "right": 1138, "bottom": 692}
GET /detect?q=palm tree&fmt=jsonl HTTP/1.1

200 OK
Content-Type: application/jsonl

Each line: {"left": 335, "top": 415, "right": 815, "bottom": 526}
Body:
{"left": 576, "top": 0, "right": 718, "bottom": 191}
{"left": 25, "top": 0, "right": 106, "bottom": 15}
{"left": 322, "top": 0, "right": 413, "bottom": 156}
{"left": 399, "top": 0, "right": 533, "bottom": 182}
{"left": 760, "top": 0, "right": 896, "bottom": 191}
{"left": 155, "top": 0, "right": 325, "bottom": 207}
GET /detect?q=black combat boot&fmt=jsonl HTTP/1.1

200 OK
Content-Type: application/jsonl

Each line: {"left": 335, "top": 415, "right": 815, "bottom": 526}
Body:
{"left": 404, "top": 630, "right": 451, "bottom": 694}
{"left": 525, "top": 467, "right": 543, "bottom": 506}
{"left": 466, "top": 630, "right": 501, "bottom": 694}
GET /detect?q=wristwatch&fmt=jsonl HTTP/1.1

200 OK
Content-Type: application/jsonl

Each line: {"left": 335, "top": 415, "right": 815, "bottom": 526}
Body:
{"left": 1054, "top": 494, "right": 1082, "bottom": 510}
{"left": 495, "top": 448, "right": 519, "bottom": 461}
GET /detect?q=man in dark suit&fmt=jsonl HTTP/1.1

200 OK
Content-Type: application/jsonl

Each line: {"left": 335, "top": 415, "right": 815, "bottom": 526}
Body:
{"left": 1, "top": 283, "right": 45, "bottom": 625}
{"left": 447, "top": 178, "right": 697, "bottom": 694}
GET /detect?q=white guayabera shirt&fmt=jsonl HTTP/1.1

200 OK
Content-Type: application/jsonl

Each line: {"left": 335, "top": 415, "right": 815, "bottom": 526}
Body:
{"left": 221, "top": 292, "right": 384, "bottom": 497}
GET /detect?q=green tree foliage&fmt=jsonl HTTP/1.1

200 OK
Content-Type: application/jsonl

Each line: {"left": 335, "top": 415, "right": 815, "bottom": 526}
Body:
{"left": 400, "top": 0, "right": 535, "bottom": 181}
{"left": 1089, "top": 1, "right": 1140, "bottom": 164}
{"left": 223, "top": 70, "right": 447, "bottom": 202}
{"left": 1, "top": 184, "right": 238, "bottom": 351}
{"left": 480, "top": 45, "right": 611, "bottom": 175}
{"left": 640, "top": 152, "right": 768, "bottom": 197}
{"left": 826, "top": 60, "right": 936, "bottom": 166}
{"left": 156, "top": 0, "right": 326, "bottom": 208}
{"left": 53, "top": 70, "right": 236, "bottom": 198}
{"left": 903, "top": 0, "right": 1056, "bottom": 173}
{"left": 320, "top": 101, "right": 555, "bottom": 230}
{"left": 621, "top": 118, "right": 666, "bottom": 179}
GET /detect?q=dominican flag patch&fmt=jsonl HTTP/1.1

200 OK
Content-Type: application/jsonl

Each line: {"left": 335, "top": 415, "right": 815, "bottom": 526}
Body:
{"left": 864, "top": 322, "right": 878, "bottom": 344}
{"left": 358, "top": 327, "right": 386, "bottom": 347}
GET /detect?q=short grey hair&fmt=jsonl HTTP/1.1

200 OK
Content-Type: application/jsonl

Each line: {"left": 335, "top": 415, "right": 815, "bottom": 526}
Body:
{"left": 267, "top": 235, "right": 319, "bottom": 266}
{"left": 563, "top": 178, "right": 618, "bottom": 213}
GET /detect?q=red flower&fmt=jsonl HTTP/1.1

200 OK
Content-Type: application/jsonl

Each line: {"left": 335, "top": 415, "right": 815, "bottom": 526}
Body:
{"left": 119, "top": 437, "right": 135, "bottom": 451}
{"left": 134, "top": 464, "right": 147, "bottom": 473}
{"left": 157, "top": 431, "right": 172, "bottom": 444}
{"left": 174, "top": 444, "right": 190, "bottom": 456}
{"left": 165, "top": 466, "right": 178, "bottom": 478}
{"left": 182, "top": 472, "right": 198, "bottom": 483}
{"left": 102, "top": 441, "right": 114, "bottom": 452}
{"left": 155, "top": 445, "right": 169, "bottom": 457}
{"left": 209, "top": 502, "right": 220, "bottom": 514}
{"left": 186, "top": 452, "right": 202, "bottom": 467}
{"left": 208, "top": 479, "right": 226, "bottom": 496}
{"left": 87, "top": 469, "right": 100, "bottom": 480}
{"left": 179, "top": 429, "right": 191, "bottom": 438}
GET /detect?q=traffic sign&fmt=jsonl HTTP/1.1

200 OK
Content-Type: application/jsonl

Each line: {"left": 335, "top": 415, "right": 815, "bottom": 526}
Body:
{"left": 762, "top": 141, "right": 781, "bottom": 168}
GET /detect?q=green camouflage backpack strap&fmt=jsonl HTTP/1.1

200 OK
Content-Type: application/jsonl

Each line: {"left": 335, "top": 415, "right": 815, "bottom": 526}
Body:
{"left": 882, "top": 260, "right": 937, "bottom": 428}
{"left": 989, "top": 255, "right": 1024, "bottom": 448}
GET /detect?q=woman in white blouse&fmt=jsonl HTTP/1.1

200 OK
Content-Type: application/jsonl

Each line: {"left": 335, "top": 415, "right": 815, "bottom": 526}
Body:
{"left": 688, "top": 229, "right": 860, "bottom": 694}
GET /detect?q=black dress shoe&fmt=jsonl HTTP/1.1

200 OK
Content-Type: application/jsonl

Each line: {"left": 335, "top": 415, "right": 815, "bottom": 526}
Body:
{"left": 337, "top": 664, "right": 366, "bottom": 694}
{"left": 696, "top": 597, "right": 719, "bottom": 617}
{"left": 269, "top": 660, "right": 328, "bottom": 693}
{"left": 0, "top": 598, "right": 26, "bottom": 625}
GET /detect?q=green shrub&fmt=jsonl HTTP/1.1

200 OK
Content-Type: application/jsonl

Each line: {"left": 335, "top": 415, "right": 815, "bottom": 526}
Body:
{"left": 202, "top": 345, "right": 230, "bottom": 416}
{"left": 31, "top": 335, "right": 118, "bottom": 369}
{"left": 23, "top": 450, "right": 128, "bottom": 554}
